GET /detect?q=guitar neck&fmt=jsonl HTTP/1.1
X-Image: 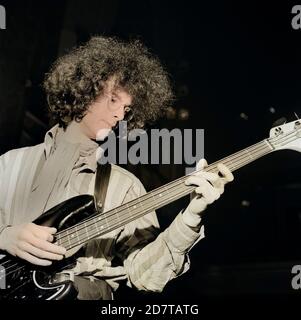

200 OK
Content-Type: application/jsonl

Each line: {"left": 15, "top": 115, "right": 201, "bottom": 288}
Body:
{"left": 56, "top": 138, "right": 274, "bottom": 250}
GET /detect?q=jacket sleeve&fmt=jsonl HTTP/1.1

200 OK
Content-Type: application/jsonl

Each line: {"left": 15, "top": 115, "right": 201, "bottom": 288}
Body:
{"left": 115, "top": 178, "right": 205, "bottom": 292}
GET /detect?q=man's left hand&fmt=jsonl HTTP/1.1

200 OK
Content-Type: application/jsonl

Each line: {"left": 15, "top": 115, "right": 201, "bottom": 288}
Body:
{"left": 182, "top": 159, "right": 234, "bottom": 228}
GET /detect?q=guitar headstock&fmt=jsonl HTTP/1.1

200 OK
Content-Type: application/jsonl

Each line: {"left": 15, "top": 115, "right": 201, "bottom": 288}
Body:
{"left": 269, "top": 119, "right": 301, "bottom": 152}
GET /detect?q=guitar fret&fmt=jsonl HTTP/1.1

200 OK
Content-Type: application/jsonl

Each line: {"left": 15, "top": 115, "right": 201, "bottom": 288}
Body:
{"left": 150, "top": 190, "right": 157, "bottom": 206}
{"left": 246, "top": 149, "right": 254, "bottom": 161}
{"left": 75, "top": 225, "right": 80, "bottom": 243}
{"left": 66, "top": 229, "right": 71, "bottom": 247}
{"left": 114, "top": 208, "right": 119, "bottom": 227}
{"left": 56, "top": 237, "right": 61, "bottom": 247}
{"left": 224, "top": 156, "right": 235, "bottom": 171}
{"left": 126, "top": 203, "right": 131, "bottom": 217}
{"left": 264, "top": 139, "right": 274, "bottom": 150}
{"left": 95, "top": 219, "right": 100, "bottom": 233}
{"left": 84, "top": 222, "right": 90, "bottom": 240}
{"left": 98, "top": 216, "right": 104, "bottom": 230}
{"left": 137, "top": 197, "right": 144, "bottom": 211}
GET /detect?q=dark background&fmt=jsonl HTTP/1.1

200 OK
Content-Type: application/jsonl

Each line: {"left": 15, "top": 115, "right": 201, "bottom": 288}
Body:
{"left": 0, "top": 0, "right": 301, "bottom": 301}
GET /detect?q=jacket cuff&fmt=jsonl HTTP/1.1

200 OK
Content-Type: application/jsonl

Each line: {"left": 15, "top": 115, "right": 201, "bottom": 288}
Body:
{"left": 164, "top": 212, "right": 205, "bottom": 253}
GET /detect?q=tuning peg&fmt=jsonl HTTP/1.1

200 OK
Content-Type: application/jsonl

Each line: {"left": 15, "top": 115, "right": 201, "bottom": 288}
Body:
{"left": 294, "top": 120, "right": 301, "bottom": 129}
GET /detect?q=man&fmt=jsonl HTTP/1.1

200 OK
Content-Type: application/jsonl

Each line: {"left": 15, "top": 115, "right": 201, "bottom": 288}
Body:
{"left": 0, "top": 36, "right": 233, "bottom": 299}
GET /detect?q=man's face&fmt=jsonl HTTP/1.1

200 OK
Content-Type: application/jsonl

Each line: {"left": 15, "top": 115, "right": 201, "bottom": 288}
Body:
{"left": 79, "top": 80, "right": 132, "bottom": 140}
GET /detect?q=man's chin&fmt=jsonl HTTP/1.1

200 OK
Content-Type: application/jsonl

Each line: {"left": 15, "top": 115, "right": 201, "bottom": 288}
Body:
{"left": 96, "top": 128, "right": 112, "bottom": 141}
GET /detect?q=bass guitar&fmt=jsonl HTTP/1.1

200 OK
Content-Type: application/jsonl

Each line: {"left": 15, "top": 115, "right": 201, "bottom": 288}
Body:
{"left": 0, "top": 119, "right": 301, "bottom": 299}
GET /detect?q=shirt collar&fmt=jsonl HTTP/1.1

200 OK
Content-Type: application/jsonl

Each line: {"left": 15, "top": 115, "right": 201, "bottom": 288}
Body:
{"left": 44, "top": 121, "right": 100, "bottom": 172}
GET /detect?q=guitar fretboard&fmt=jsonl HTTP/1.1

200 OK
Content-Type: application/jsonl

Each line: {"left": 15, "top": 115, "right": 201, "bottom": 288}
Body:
{"left": 55, "top": 138, "right": 274, "bottom": 250}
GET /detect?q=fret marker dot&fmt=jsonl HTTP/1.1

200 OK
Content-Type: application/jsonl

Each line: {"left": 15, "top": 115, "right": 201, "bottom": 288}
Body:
{"left": 159, "top": 194, "right": 162, "bottom": 197}
{"left": 134, "top": 205, "right": 137, "bottom": 209}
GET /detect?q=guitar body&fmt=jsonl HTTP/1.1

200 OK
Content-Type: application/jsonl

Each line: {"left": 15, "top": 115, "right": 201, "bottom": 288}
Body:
{"left": 0, "top": 194, "right": 96, "bottom": 300}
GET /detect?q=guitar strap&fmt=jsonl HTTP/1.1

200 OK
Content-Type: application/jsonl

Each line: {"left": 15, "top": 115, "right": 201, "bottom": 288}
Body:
{"left": 53, "top": 163, "right": 113, "bottom": 300}
{"left": 94, "top": 162, "right": 112, "bottom": 213}
{"left": 88, "top": 162, "right": 113, "bottom": 300}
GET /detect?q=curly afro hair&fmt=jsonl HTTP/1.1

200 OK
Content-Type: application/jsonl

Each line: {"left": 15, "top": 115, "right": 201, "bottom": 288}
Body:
{"left": 43, "top": 36, "right": 174, "bottom": 130}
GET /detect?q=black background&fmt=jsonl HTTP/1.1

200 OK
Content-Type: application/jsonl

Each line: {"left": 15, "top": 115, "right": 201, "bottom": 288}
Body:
{"left": 0, "top": 0, "right": 301, "bottom": 306}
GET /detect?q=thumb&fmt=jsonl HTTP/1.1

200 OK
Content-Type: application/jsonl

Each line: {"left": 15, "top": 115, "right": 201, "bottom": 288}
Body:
{"left": 196, "top": 158, "right": 208, "bottom": 171}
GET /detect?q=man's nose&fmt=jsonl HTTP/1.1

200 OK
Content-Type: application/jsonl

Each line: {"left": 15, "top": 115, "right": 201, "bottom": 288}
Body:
{"left": 113, "top": 105, "right": 125, "bottom": 121}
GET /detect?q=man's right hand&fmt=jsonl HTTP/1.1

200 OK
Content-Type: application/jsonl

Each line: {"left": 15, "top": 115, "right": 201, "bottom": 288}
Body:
{"left": 0, "top": 223, "right": 66, "bottom": 266}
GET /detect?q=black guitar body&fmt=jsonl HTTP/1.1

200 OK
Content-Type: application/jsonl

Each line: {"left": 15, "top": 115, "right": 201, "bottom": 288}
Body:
{"left": 0, "top": 194, "right": 96, "bottom": 300}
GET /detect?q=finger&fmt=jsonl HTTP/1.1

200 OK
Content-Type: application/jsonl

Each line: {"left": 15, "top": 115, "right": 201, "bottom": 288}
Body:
{"left": 32, "top": 227, "right": 55, "bottom": 242}
{"left": 185, "top": 175, "right": 207, "bottom": 187}
{"left": 195, "top": 183, "right": 220, "bottom": 204}
{"left": 195, "top": 171, "right": 220, "bottom": 183}
{"left": 33, "top": 224, "right": 57, "bottom": 234}
{"left": 44, "top": 226, "right": 57, "bottom": 234}
{"left": 208, "top": 176, "right": 225, "bottom": 194}
{"left": 196, "top": 158, "right": 208, "bottom": 171}
{"left": 29, "top": 223, "right": 56, "bottom": 232}
{"left": 186, "top": 173, "right": 220, "bottom": 187}
{"left": 30, "top": 238, "right": 67, "bottom": 255}
{"left": 188, "top": 197, "right": 208, "bottom": 214}
{"left": 19, "top": 242, "right": 64, "bottom": 261}
{"left": 217, "top": 163, "right": 234, "bottom": 182}
{"left": 16, "top": 249, "right": 52, "bottom": 266}
{"left": 186, "top": 175, "right": 225, "bottom": 198}
{"left": 213, "top": 180, "right": 225, "bottom": 194}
